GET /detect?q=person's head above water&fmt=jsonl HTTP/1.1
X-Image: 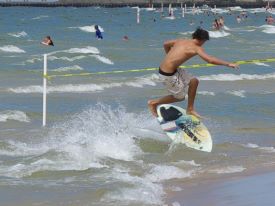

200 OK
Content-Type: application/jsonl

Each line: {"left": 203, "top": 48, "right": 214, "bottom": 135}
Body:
{"left": 192, "top": 28, "right": 209, "bottom": 42}
{"left": 95, "top": 25, "right": 99, "bottom": 30}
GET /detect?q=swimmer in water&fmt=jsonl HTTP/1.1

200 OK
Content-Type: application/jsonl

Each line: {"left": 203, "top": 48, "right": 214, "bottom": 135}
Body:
{"left": 41, "top": 36, "right": 54, "bottom": 46}
{"left": 95, "top": 25, "right": 103, "bottom": 39}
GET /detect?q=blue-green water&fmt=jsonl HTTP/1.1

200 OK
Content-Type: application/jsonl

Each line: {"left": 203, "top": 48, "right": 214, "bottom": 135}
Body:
{"left": 0, "top": 6, "right": 275, "bottom": 206}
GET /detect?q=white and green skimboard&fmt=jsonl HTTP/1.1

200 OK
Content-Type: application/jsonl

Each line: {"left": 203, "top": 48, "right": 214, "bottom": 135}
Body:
{"left": 157, "top": 104, "right": 212, "bottom": 152}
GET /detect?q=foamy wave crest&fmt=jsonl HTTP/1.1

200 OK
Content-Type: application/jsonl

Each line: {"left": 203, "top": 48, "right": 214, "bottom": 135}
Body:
{"left": 91, "top": 54, "right": 114, "bottom": 65}
{"left": 48, "top": 55, "right": 86, "bottom": 62}
{"left": 208, "top": 30, "right": 230, "bottom": 38}
{"left": 199, "top": 72, "right": 275, "bottom": 81}
{"left": 179, "top": 31, "right": 193, "bottom": 35}
{"left": 66, "top": 46, "right": 100, "bottom": 54}
{"left": 226, "top": 90, "right": 246, "bottom": 98}
{"left": 8, "top": 76, "right": 156, "bottom": 93}
{"left": 229, "top": 6, "right": 243, "bottom": 11}
{"left": 248, "top": 8, "right": 266, "bottom": 13}
{"left": 52, "top": 65, "right": 84, "bottom": 72}
{"left": 174, "top": 160, "right": 200, "bottom": 167}
{"left": 142, "top": 7, "right": 156, "bottom": 11}
{"left": 164, "top": 16, "right": 176, "bottom": 20}
{"left": 0, "top": 45, "right": 25, "bottom": 53}
{"left": 254, "top": 62, "right": 270, "bottom": 67}
{"left": 242, "top": 143, "right": 275, "bottom": 153}
{"left": 105, "top": 170, "right": 164, "bottom": 205}
{"left": 0, "top": 140, "right": 49, "bottom": 157}
{"left": 0, "top": 110, "right": 30, "bottom": 122}
{"left": 26, "top": 57, "right": 42, "bottom": 64}
{"left": 0, "top": 104, "right": 156, "bottom": 177}
{"left": 74, "top": 25, "right": 104, "bottom": 33}
{"left": 260, "top": 25, "right": 275, "bottom": 34}
{"left": 198, "top": 91, "right": 215, "bottom": 96}
{"left": 146, "top": 165, "right": 193, "bottom": 182}
{"left": 209, "top": 166, "right": 246, "bottom": 174}
{"left": 32, "top": 15, "right": 49, "bottom": 20}
{"left": 8, "top": 31, "right": 28, "bottom": 38}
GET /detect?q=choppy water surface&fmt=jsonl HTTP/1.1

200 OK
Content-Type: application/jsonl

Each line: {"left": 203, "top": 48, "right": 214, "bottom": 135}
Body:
{"left": 0, "top": 6, "right": 275, "bottom": 205}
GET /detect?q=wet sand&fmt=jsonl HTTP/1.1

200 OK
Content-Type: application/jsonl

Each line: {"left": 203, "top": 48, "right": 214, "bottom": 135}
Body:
{"left": 167, "top": 170, "right": 275, "bottom": 206}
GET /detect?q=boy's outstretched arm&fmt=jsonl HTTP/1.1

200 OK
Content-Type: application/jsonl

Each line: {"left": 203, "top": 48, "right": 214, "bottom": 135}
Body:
{"left": 197, "top": 47, "right": 239, "bottom": 69}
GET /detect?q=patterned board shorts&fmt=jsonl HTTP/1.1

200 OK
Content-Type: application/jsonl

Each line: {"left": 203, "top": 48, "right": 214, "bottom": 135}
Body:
{"left": 159, "top": 68, "right": 194, "bottom": 100}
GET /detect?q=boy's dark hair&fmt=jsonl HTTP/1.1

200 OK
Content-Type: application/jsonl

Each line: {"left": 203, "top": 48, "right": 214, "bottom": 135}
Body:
{"left": 192, "top": 28, "right": 209, "bottom": 41}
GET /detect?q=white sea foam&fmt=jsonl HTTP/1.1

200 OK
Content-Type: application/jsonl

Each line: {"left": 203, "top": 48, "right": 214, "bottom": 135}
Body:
{"left": 259, "top": 25, "right": 275, "bottom": 34}
{"left": 0, "top": 104, "right": 156, "bottom": 179}
{"left": 198, "top": 91, "right": 215, "bottom": 96}
{"left": 0, "top": 110, "right": 30, "bottom": 122}
{"left": 26, "top": 57, "right": 42, "bottom": 64}
{"left": 27, "top": 55, "right": 87, "bottom": 64}
{"left": 90, "top": 54, "right": 114, "bottom": 65}
{"left": 173, "top": 160, "right": 201, "bottom": 167}
{"left": 248, "top": 8, "right": 266, "bottom": 13}
{"left": 226, "top": 90, "right": 246, "bottom": 98}
{"left": 32, "top": 15, "right": 49, "bottom": 20}
{"left": 145, "top": 165, "right": 193, "bottom": 182}
{"left": 242, "top": 143, "right": 275, "bottom": 153}
{"left": 199, "top": 72, "right": 275, "bottom": 81}
{"left": 209, "top": 166, "right": 246, "bottom": 174}
{"left": 71, "top": 25, "right": 104, "bottom": 33}
{"left": 254, "top": 62, "right": 270, "bottom": 67}
{"left": 243, "top": 143, "right": 259, "bottom": 148}
{"left": 52, "top": 65, "right": 84, "bottom": 72}
{"left": 164, "top": 16, "right": 176, "bottom": 20}
{"left": 0, "top": 45, "right": 25, "bottom": 53}
{"left": 105, "top": 171, "right": 164, "bottom": 205}
{"left": 179, "top": 31, "right": 193, "bottom": 36}
{"left": 228, "top": 6, "right": 243, "bottom": 11}
{"left": 211, "top": 8, "right": 228, "bottom": 14}
{"left": 48, "top": 55, "right": 86, "bottom": 62}
{"left": 66, "top": 46, "right": 100, "bottom": 54}
{"left": 8, "top": 76, "right": 156, "bottom": 93}
{"left": 0, "top": 140, "right": 49, "bottom": 157}
{"left": 208, "top": 30, "right": 231, "bottom": 38}
{"left": 171, "top": 202, "right": 181, "bottom": 206}
{"left": 8, "top": 31, "right": 28, "bottom": 38}
{"left": 142, "top": 7, "right": 156, "bottom": 11}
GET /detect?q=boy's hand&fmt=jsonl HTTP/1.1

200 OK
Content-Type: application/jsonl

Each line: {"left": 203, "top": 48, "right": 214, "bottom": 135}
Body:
{"left": 228, "top": 63, "right": 239, "bottom": 69}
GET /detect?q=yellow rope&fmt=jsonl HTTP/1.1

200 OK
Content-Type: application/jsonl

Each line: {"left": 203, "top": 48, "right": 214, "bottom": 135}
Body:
{"left": 44, "top": 57, "right": 275, "bottom": 79}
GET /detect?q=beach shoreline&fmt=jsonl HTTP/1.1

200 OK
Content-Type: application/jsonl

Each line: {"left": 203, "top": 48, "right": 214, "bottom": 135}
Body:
{"left": 166, "top": 165, "right": 275, "bottom": 206}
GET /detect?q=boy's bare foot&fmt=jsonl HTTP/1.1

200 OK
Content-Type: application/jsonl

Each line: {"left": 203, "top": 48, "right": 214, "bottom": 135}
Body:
{"left": 148, "top": 100, "right": 158, "bottom": 117}
{"left": 186, "top": 109, "right": 202, "bottom": 119}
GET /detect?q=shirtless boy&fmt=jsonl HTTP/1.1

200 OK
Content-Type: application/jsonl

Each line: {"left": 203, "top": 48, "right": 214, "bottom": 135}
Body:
{"left": 148, "top": 28, "right": 238, "bottom": 118}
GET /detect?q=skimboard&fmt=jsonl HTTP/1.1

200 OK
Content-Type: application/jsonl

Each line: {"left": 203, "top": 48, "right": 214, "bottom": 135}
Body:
{"left": 157, "top": 104, "right": 212, "bottom": 152}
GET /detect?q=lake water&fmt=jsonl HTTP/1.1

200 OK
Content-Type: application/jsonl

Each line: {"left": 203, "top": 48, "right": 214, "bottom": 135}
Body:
{"left": 0, "top": 6, "right": 275, "bottom": 206}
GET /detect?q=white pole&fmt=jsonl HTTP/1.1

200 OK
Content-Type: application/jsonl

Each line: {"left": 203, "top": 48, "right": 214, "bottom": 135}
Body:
{"left": 182, "top": 7, "right": 185, "bottom": 18}
{"left": 137, "top": 7, "right": 140, "bottom": 24}
{"left": 168, "top": 3, "right": 172, "bottom": 15}
{"left": 161, "top": 2, "right": 163, "bottom": 13}
{"left": 214, "top": 5, "right": 217, "bottom": 14}
{"left": 185, "top": 4, "right": 187, "bottom": 13}
{"left": 43, "top": 54, "right": 47, "bottom": 127}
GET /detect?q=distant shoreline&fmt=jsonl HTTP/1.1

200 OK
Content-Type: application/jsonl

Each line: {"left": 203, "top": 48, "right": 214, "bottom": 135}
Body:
{"left": 0, "top": 1, "right": 271, "bottom": 8}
